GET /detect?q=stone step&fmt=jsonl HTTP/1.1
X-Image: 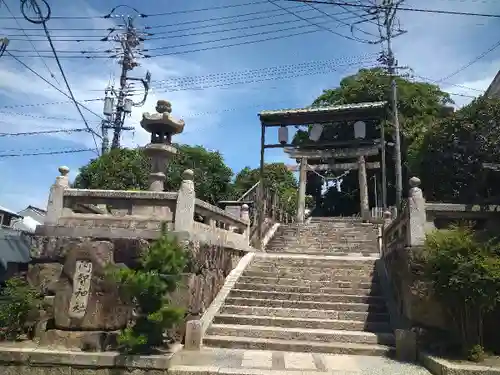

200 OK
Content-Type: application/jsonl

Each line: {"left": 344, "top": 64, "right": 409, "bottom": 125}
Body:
{"left": 267, "top": 241, "right": 379, "bottom": 249}
{"left": 220, "top": 305, "right": 390, "bottom": 322}
{"left": 229, "top": 289, "right": 385, "bottom": 305}
{"left": 234, "top": 282, "right": 380, "bottom": 296}
{"left": 248, "top": 264, "right": 375, "bottom": 274}
{"left": 206, "top": 324, "right": 395, "bottom": 346}
{"left": 269, "top": 237, "right": 378, "bottom": 243}
{"left": 264, "top": 249, "right": 380, "bottom": 257}
{"left": 238, "top": 275, "right": 379, "bottom": 289}
{"left": 214, "top": 314, "right": 392, "bottom": 332}
{"left": 169, "top": 365, "right": 349, "bottom": 375}
{"left": 243, "top": 269, "right": 376, "bottom": 279}
{"left": 252, "top": 257, "right": 377, "bottom": 267}
{"left": 225, "top": 297, "right": 387, "bottom": 313}
{"left": 203, "top": 335, "right": 394, "bottom": 356}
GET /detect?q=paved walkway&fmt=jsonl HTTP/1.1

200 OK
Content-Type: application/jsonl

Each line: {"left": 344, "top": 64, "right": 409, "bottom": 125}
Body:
{"left": 169, "top": 347, "right": 433, "bottom": 374}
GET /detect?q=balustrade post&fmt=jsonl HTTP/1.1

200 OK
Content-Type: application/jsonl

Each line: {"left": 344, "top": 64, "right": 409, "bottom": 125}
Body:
{"left": 406, "top": 176, "right": 426, "bottom": 246}
{"left": 46, "top": 166, "right": 70, "bottom": 225}
{"left": 241, "top": 204, "right": 250, "bottom": 241}
{"left": 174, "top": 169, "right": 196, "bottom": 232}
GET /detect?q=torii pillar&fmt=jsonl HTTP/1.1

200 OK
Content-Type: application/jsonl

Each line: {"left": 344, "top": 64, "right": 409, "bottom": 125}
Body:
{"left": 296, "top": 157, "right": 307, "bottom": 223}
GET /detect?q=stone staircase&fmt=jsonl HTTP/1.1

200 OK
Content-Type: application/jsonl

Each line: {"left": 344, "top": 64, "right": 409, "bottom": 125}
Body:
{"left": 265, "top": 218, "right": 380, "bottom": 256}
{"left": 203, "top": 218, "right": 395, "bottom": 357}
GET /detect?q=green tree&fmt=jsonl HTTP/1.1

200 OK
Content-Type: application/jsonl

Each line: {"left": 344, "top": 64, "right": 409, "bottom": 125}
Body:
{"left": 74, "top": 145, "right": 234, "bottom": 205}
{"left": 74, "top": 148, "right": 149, "bottom": 191}
{"left": 232, "top": 163, "right": 297, "bottom": 198}
{"left": 0, "top": 277, "right": 41, "bottom": 341}
{"left": 294, "top": 68, "right": 453, "bottom": 215}
{"left": 417, "top": 97, "right": 500, "bottom": 203}
{"left": 422, "top": 226, "right": 500, "bottom": 360}
{"left": 107, "top": 228, "right": 186, "bottom": 353}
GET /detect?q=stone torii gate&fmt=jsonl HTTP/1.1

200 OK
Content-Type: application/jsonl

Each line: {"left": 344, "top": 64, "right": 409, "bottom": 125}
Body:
{"left": 257, "top": 101, "right": 388, "bottom": 229}
{"left": 286, "top": 147, "right": 382, "bottom": 222}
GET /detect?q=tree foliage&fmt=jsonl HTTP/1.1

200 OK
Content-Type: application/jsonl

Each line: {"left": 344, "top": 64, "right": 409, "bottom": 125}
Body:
{"left": 232, "top": 163, "right": 297, "bottom": 197}
{"left": 313, "top": 67, "right": 453, "bottom": 139}
{"left": 74, "top": 145, "right": 234, "bottom": 205}
{"left": 416, "top": 97, "right": 500, "bottom": 203}
{"left": 107, "top": 228, "right": 186, "bottom": 353}
{"left": 0, "top": 277, "right": 41, "bottom": 341}
{"left": 293, "top": 68, "right": 453, "bottom": 216}
{"left": 422, "top": 226, "right": 500, "bottom": 360}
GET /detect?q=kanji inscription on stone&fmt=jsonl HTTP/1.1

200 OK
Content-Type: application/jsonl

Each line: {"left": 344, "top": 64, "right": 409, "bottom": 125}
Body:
{"left": 68, "top": 260, "right": 93, "bottom": 318}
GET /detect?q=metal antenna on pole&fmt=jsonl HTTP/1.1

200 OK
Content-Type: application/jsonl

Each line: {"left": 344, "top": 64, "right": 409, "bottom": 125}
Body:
{"left": 101, "top": 6, "right": 151, "bottom": 152}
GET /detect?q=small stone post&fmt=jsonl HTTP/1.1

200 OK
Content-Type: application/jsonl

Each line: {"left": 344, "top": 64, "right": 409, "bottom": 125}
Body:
{"left": 45, "top": 166, "right": 70, "bottom": 225}
{"left": 174, "top": 169, "right": 196, "bottom": 232}
{"left": 296, "top": 157, "right": 307, "bottom": 223}
{"left": 241, "top": 204, "right": 250, "bottom": 241}
{"left": 407, "top": 176, "right": 426, "bottom": 246}
{"left": 358, "top": 155, "right": 370, "bottom": 221}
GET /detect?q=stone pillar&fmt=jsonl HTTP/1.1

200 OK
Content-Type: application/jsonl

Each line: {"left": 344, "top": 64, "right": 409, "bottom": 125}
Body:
{"left": 145, "top": 144, "right": 177, "bottom": 192}
{"left": 395, "top": 329, "right": 417, "bottom": 362}
{"left": 45, "top": 166, "right": 70, "bottom": 225}
{"left": 296, "top": 157, "right": 307, "bottom": 223}
{"left": 175, "top": 169, "right": 196, "bottom": 232}
{"left": 358, "top": 155, "right": 369, "bottom": 221}
{"left": 407, "top": 176, "right": 426, "bottom": 246}
{"left": 241, "top": 204, "right": 250, "bottom": 241}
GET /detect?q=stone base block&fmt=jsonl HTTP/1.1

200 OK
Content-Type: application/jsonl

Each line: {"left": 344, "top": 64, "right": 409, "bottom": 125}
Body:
{"left": 184, "top": 320, "right": 202, "bottom": 350}
{"left": 395, "top": 329, "right": 417, "bottom": 362}
{"left": 39, "top": 329, "right": 120, "bottom": 352}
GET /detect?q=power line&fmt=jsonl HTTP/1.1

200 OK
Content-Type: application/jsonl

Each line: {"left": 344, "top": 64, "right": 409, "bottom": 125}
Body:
{"left": 283, "top": 0, "right": 500, "bottom": 18}
{"left": 436, "top": 38, "right": 500, "bottom": 83}
{"left": 0, "top": 128, "right": 89, "bottom": 136}
{"left": 6, "top": 9, "right": 365, "bottom": 43}
{"left": 0, "top": 1, "right": 271, "bottom": 20}
{"left": 0, "top": 0, "right": 60, "bottom": 85}
{"left": 8, "top": 22, "right": 361, "bottom": 59}
{"left": 0, "top": 98, "right": 102, "bottom": 110}
{"left": 15, "top": 2, "right": 100, "bottom": 154}
{"left": 0, "top": 148, "right": 94, "bottom": 157}
{"left": 6, "top": 53, "right": 104, "bottom": 128}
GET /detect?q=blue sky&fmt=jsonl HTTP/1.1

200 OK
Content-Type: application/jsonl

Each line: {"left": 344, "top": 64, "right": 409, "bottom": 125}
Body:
{"left": 0, "top": 0, "right": 499, "bottom": 211}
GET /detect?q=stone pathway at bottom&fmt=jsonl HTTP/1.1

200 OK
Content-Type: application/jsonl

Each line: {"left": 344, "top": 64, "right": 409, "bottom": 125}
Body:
{"left": 168, "top": 347, "right": 433, "bottom": 375}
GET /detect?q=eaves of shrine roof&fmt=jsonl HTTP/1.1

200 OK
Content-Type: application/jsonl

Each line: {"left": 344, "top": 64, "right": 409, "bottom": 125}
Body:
{"left": 258, "top": 101, "right": 388, "bottom": 126}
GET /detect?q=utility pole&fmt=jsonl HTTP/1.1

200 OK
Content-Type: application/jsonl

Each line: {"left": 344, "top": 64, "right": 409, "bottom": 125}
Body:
{"left": 376, "top": 0, "right": 405, "bottom": 209}
{"left": 101, "top": 11, "right": 151, "bottom": 152}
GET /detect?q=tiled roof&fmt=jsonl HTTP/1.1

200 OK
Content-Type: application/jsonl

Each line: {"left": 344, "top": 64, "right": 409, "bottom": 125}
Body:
{"left": 258, "top": 101, "right": 387, "bottom": 117}
{"left": 0, "top": 205, "right": 22, "bottom": 217}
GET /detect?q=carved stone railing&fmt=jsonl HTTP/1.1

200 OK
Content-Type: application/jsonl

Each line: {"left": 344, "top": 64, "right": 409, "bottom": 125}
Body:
{"left": 37, "top": 167, "right": 251, "bottom": 250}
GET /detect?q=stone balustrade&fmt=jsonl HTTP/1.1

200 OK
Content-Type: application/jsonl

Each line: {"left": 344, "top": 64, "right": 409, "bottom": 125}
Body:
{"left": 382, "top": 176, "right": 500, "bottom": 256}
{"left": 37, "top": 167, "right": 251, "bottom": 250}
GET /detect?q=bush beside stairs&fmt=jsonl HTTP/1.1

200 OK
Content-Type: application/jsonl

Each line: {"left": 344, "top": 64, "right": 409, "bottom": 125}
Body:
{"left": 203, "top": 217, "right": 396, "bottom": 356}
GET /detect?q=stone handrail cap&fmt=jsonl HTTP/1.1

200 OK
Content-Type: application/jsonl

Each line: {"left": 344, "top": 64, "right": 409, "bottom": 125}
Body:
{"left": 241, "top": 204, "right": 249, "bottom": 211}
{"left": 182, "top": 169, "right": 194, "bottom": 180}
{"left": 58, "top": 166, "right": 70, "bottom": 176}
{"left": 409, "top": 176, "right": 421, "bottom": 187}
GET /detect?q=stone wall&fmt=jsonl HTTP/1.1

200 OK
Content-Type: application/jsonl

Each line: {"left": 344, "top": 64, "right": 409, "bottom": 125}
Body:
{"left": 25, "top": 232, "right": 244, "bottom": 351}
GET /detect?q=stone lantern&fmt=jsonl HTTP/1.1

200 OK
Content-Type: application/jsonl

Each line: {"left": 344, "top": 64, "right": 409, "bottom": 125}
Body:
{"left": 141, "top": 100, "right": 185, "bottom": 192}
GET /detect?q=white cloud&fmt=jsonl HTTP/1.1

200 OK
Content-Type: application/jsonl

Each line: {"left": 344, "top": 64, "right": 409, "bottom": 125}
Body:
{"left": 0, "top": 0, "right": 230, "bottom": 151}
